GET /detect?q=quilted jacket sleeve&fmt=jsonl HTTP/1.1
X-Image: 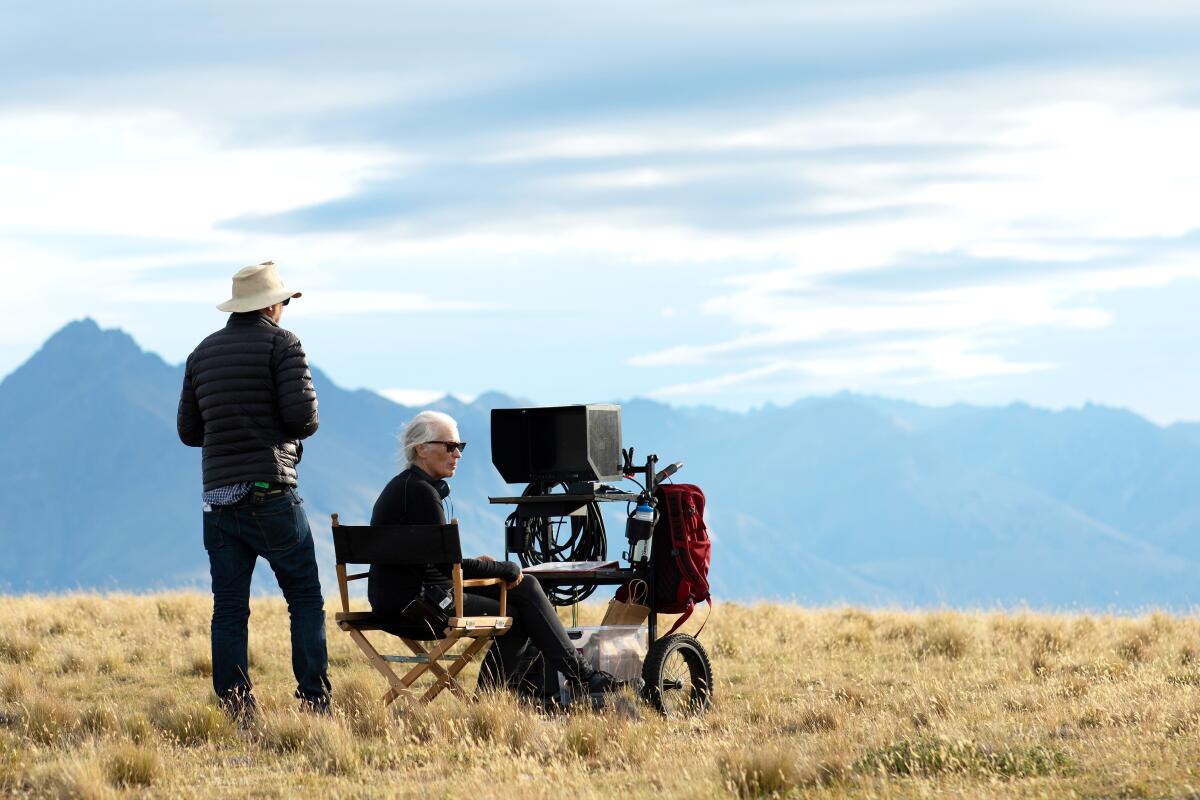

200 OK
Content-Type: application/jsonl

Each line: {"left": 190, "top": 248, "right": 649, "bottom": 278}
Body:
{"left": 271, "top": 331, "right": 320, "bottom": 440}
{"left": 176, "top": 354, "right": 204, "bottom": 447}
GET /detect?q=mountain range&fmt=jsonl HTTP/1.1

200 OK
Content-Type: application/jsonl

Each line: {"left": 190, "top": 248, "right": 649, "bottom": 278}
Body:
{"left": 1, "top": 318, "right": 1198, "bottom": 610}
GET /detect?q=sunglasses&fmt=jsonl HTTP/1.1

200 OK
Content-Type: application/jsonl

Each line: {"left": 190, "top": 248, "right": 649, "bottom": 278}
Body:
{"left": 282, "top": 297, "right": 290, "bottom": 306}
{"left": 429, "top": 440, "right": 467, "bottom": 453}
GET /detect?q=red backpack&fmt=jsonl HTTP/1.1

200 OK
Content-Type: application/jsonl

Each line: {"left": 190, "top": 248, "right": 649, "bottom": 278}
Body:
{"left": 650, "top": 483, "right": 712, "bottom": 635}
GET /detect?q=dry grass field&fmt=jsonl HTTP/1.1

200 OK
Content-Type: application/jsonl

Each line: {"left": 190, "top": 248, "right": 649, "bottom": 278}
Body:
{"left": 2, "top": 594, "right": 1200, "bottom": 798}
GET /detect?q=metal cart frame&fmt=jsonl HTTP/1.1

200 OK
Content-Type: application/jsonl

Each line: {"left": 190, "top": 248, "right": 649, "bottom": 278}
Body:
{"left": 488, "top": 451, "right": 712, "bottom": 715}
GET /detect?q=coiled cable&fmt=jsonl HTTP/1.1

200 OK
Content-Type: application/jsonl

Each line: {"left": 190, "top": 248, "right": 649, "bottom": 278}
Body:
{"left": 504, "top": 481, "right": 606, "bottom": 606}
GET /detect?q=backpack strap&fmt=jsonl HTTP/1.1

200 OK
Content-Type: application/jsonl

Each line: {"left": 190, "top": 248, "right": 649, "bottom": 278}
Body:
{"left": 694, "top": 597, "right": 712, "bottom": 637}
{"left": 664, "top": 491, "right": 695, "bottom": 599}
{"left": 663, "top": 596, "right": 713, "bottom": 637}
{"left": 670, "top": 488, "right": 706, "bottom": 588}
{"left": 664, "top": 598, "right": 693, "bottom": 636}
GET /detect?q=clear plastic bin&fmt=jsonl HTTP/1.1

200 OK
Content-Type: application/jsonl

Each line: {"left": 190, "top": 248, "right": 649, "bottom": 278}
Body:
{"left": 566, "top": 625, "right": 648, "bottom": 683}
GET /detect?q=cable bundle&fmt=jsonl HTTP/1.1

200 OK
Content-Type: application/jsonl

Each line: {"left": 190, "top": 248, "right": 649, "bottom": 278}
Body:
{"left": 504, "top": 481, "right": 607, "bottom": 605}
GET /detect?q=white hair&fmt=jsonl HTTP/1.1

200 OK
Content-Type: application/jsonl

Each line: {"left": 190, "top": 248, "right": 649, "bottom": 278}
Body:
{"left": 400, "top": 410, "right": 459, "bottom": 466}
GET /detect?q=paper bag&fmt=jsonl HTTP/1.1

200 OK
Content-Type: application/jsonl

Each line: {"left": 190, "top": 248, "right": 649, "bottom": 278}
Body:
{"left": 601, "top": 579, "right": 650, "bottom": 626}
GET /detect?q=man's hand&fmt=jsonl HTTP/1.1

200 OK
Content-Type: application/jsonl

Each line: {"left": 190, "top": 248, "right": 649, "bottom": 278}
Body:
{"left": 506, "top": 571, "right": 525, "bottom": 589}
{"left": 476, "top": 554, "right": 495, "bottom": 562}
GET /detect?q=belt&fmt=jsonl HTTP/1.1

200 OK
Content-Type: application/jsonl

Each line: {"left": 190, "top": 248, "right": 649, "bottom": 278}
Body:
{"left": 252, "top": 481, "right": 290, "bottom": 496}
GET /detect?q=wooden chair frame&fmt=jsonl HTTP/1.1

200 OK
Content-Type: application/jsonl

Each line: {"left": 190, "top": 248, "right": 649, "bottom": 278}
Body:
{"left": 331, "top": 514, "right": 512, "bottom": 706}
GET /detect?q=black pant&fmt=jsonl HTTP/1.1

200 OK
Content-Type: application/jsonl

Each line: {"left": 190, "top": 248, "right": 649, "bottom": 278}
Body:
{"left": 203, "top": 490, "right": 330, "bottom": 704}
{"left": 462, "top": 578, "right": 577, "bottom": 692}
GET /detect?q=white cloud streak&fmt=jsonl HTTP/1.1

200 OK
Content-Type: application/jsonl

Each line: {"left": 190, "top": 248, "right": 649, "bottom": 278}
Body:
{"left": 0, "top": 111, "right": 394, "bottom": 238}
{"left": 3, "top": 3, "right": 1200, "bottom": 418}
{"left": 607, "top": 76, "right": 1200, "bottom": 393}
{"left": 650, "top": 338, "right": 1055, "bottom": 399}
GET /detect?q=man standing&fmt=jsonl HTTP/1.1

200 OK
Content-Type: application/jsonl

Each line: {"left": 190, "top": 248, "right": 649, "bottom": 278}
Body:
{"left": 177, "top": 261, "right": 331, "bottom": 718}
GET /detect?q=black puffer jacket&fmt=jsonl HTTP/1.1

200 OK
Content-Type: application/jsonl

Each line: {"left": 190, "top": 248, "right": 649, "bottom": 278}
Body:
{"left": 367, "top": 465, "right": 519, "bottom": 617}
{"left": 177, "top": 313, "right": 319, "bottom": 491}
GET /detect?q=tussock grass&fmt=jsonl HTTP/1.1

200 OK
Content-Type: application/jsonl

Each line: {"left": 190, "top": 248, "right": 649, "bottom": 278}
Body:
{"left": 1164, "top": 706, "right": 1200, "bottom": 738}
{"left": 832, "top": 684, "right": 869, "bottom": 708}
{"left": 20, "top": 693, "right": 79, "bottom": 746}
{"left": 855, "top": 736, "right": 1071, "bottom": 778}
{"left": 94, "top": 654, "right": 121, "bottom": 676}
{"left": 78, "top": 704, "right": 121, "bottom": 737}
{"left": 301, "top": 718, "right": 360, "bottom": 776}
{"left": 0, "top": 668, "right": 32, "bottom": 703}
{"left": 103, "top": 743, "right": 160, "bottom": 788}
{"left": 257, "top": 709, "right": 309, "bottom": 753}
{"left": 719, "top": 745, "right": 848, "bottom": 797}
{"left": 29, "top": 756, "right": 112, "bottom": 799}
{"left": 0, "top": 729, "right": 31, "bottom": 792}
{"left": 256, "top": 707, "right": 363, "bottom": 775}
{"left": 0, "top": 633, "right": 40, "bottom": 664}
{"left": 461, "top": 691, "right": 540, "bottom": 752}
{"left": 393, "top": 698, "right": 440, "bottom": 745}
{"left": 784, "top": 704, "right": 842, "bottom": 734}
{"left": 0, "top": 593, "right": 1198, "bottom": 797}
{"left": 55, "top": 649, "right": 86, "bottom": 675}
{"left": 120, "top": 712, "right": 153, "bottom": 745}
{"left": 331, "top": 675, "right": 390, "bottom": 738}
{"left": 719, "top": 744, "right": 802, "bottom": 797}
{"left": 182, "top": 648, "right": 212, "bottom": 678}
{"left": 156, "top": 597, "right": 192, "bottom": 623}
{"left": 912, "top": 615, "right": 972, "bottom": 659}
{"left": 150, "top": 701, "right": 233, "bottom": 746}
{"left": 560, "top": 715, "right": 606, "bottom": 760}
{"left": 1116, "top": 626, "right": 1157, "bottom": 663}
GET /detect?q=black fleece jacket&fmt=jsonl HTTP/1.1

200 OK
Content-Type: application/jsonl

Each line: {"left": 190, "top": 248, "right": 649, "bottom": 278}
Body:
{"left": 367, "top": 465, "right": 519, "bottom": 617}
{"left": 177, "top": 312, "right": 319, "bottom": 490}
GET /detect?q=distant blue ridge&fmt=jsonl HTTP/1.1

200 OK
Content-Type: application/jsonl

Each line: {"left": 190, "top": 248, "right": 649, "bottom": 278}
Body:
{"left": 1, "top": 318, "right": 1199, "bottom": 611}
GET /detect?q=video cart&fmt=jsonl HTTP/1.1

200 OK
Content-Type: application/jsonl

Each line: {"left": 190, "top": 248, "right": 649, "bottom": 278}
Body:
{"left": 488, "top": 404, "right": 713, "bottom": 716}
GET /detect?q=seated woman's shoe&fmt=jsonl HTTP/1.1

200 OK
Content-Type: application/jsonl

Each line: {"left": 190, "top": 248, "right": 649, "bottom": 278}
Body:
{"left": 571, "top": 656, "right": 644, "bottom": 694}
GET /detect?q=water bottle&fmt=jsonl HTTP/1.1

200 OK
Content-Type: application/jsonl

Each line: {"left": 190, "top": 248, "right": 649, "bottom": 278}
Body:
{"left": 626, "top": 500, "right": 655, "bottom": 563}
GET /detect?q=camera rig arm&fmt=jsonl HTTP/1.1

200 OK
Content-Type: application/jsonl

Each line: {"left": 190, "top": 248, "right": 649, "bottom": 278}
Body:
{"left": 622, "top": 447, "right": 683, "bottom": 500}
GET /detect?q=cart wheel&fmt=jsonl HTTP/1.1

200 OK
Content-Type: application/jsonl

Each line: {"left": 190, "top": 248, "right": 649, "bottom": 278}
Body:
{"left": 642, "top": 633, "right": 713, "bottom": 716}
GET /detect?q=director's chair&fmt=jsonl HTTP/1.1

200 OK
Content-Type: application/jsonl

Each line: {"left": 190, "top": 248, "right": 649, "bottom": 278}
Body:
{"left": 331, "top": 514, "right": 512, "bottom": 706}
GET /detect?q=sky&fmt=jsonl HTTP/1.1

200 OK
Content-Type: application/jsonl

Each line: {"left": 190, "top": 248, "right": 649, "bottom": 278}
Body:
{"left": 1, "top": 1, "right": 1198, "bottom": 423}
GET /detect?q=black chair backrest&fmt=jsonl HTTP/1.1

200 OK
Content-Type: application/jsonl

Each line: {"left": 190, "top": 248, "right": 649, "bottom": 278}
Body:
{"left": 332, "top": 523, "right": 462, "bottom": 567}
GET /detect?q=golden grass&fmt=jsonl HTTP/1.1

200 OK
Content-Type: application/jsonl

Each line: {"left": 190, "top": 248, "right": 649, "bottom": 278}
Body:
{"left": 104, "top": 743, "right": 161, "bottom": 788}
{"left": 1, "top": 593, "right": 1200, "bottom": 797}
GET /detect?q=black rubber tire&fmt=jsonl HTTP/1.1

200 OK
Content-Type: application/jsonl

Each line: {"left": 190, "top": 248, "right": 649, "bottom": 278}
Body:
{"left": 642, "top": 633, "right": 713, "bottom": 716}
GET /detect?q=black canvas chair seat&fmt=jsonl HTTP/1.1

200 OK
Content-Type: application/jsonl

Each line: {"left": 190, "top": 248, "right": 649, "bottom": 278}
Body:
{"left": 333, "top": 610, "right": 446, "bottom": 641}
{"left": 330, "top": 514, "right": 512, "bottom": 706}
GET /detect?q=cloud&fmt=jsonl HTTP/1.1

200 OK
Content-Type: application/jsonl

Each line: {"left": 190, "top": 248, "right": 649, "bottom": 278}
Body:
{"left": 4, "top": 1, "right": 1200, "bottom": 419}
{"left": 92, "top": 281, "right": 487, "bottom": 317}
{"left": 604, "top": 80, "right": 1200, "bottom": 396}
{"left": 650, "top": 337, "right": 1055, "bottom": 398}
{"left": 631, "top": 280, "right": 1113, "bottom": 368}
{"left": 0, "top": 111, "right": 394, "bottom": 239}
{"left": 287, "top": 291, "right": 487, "bottom": 317}
{"left": 632, "top": 248, "right": 1200, "bottom": 392}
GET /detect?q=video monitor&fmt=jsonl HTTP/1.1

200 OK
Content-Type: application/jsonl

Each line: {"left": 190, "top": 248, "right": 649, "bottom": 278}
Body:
{"left": 491, "top": 404, "right": 622, "bottom": 484}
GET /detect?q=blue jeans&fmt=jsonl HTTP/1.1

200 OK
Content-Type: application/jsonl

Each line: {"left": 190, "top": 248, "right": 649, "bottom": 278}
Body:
{"left": 203, "top": 489, "right": 330, "bottom": 704}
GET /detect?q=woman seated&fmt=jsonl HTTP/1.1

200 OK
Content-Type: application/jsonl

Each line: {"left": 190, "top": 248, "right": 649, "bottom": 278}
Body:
{"left": 368, "top": 409, "right": 617, "bottom": 697}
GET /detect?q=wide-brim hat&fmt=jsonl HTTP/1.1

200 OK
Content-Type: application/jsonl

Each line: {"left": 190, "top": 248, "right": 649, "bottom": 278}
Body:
{"left": 216, "top": 261, "right": 302, "bottom": 312}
